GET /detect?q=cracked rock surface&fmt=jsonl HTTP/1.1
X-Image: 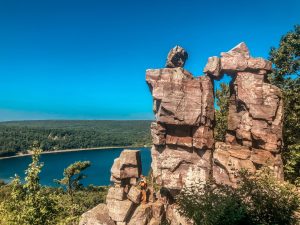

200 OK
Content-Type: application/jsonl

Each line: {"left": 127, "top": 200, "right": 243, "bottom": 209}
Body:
{"left": 147, "top": 50, "right": 214, "bottom": 191}
{"left": 206, "top": 43, "right": 284, "bottom": 185}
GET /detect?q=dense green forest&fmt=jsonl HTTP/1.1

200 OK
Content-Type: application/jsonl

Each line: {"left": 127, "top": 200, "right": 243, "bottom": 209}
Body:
{"left": 0, "top": 120, "right": 152, "bottom": 157}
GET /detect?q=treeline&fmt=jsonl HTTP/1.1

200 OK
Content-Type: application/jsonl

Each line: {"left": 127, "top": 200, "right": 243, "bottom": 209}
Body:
{"left": 0, "top": 120, "right": 152, "bottom": 157}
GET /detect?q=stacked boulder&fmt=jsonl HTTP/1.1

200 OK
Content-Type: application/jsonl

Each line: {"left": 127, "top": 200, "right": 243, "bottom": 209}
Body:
{"left": 80, "top": 148, "right": 191, "bottom": 225}
{"left": 146, "top": 46, "right": 215, "bottom": 194}
{"left": 106, "top": 150, "right": 143, "bottom": 224}
{"left": 203, "top": 42, "right": 284, "bottom": 185}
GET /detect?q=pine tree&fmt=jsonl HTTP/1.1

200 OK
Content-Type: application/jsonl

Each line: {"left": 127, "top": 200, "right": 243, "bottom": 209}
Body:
{"left": 269, "top": 25, "right": 300, "bottom": 184}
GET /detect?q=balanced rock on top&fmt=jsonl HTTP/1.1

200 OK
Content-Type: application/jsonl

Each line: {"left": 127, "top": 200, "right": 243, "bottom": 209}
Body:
{"left": 165, "top": 45, "right": 188, "bottom": 68}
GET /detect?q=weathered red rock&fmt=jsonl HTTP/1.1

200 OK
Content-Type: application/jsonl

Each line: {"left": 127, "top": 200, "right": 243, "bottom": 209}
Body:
{"left": 203, "top": 56, "right": 221, "bottom": 79}
{"left": 147, "top": 54, "right": 214, "bottom": 193}
{"left": 165, "top": 45, "right": 188, "bottom": 68}
{"left": 151, "top": 122, "right": 166, "bottom": 146}
{"left": 146, "top": 68, "right": 214, "bottom": 126}
{"left": 106, "top": 199, "right": 134, "bottom": 222}
{"left": 213, "top": 142, "right": 256, "bottom": 186}
{"left": 127, "top": 204, "right": 153, "bottom": 225}
{"left": 151, "top": 145, "right": 211, "bottom": 190}
{"left": 79, "top": 203, "right": 115, "bottom": 225}
{"left": 218, "top": 42, "right": 273, "bottom": 75}
{"left": 166, "top": 204, "right": 194, "bottom": 225}
{"left": 224, "top": 42, "right": 250, "bottom": 58}
{"left": 106, "top": 186, "right": 126, "bottom": 201}
{"left": 151, "top": 201, "right": 164, "bottom": 219}
{"left": 105, "top": 149, "right": 149, "bottom": 224}
{"left": 211, "top": 43, "right": 284, "bottom": 185}
{"left": 110, "top": 150, "right": 142, "bottom": 182}
{"left": 127, "top": 186, "right": 141, "bottom": 204}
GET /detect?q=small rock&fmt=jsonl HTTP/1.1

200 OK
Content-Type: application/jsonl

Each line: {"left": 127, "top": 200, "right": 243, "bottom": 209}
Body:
{"left": 224, "top": 42, "right": 250, "bottom": 58}
{"left": 106, "top": 186, "right": 126, "bottom": 201}
{"left": 111, "top": 150, "right": 142, "bottom": 180}
{"left": 165, "top": 45, "right": 188, "bottom": 68}
{"left": 106, "top": 199, "right": 134, "bottom": 222}
{"left": 127, "top": 186, "right": 141, "bottom": 204}
{"left": 79, "top": 203, "right": 115, "bottom": 225}
{"left": 247, "top": 57, "right": 272, "bottom": 71}
{"left": 203, "top": 56, "right": 221, "bottom": 79}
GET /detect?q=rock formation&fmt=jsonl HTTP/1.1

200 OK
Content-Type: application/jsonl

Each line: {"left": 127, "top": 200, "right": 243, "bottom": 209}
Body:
{"left": 203, "top": 43, "right": 284, "bottom": 185}
{"left": 106, "top": 150, "right": 142, "bottom": 223}
{"left": 146, "top": 64, "right": 214, "bottom": 193}
{"left": 80, "top": 42, "right": 284, "bottom": 224}
{"left": 80, "top": 148, "right": 191, "bottom": 225}
{"left": 147, "top": 42, "right": 284, "bottom": 189}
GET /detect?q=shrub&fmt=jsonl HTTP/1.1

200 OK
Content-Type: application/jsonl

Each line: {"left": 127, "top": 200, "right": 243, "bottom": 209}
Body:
{"left": 0, "top": 143, "right": 60, "bottom": 225}
{"left": 177, "top": 169, "right": 300, "bottom": 225}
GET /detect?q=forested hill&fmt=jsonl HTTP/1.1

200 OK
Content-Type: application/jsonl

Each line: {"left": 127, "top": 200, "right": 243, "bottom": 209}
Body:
{"left": 0, "top": 120, "right": 152, "bottom": 157}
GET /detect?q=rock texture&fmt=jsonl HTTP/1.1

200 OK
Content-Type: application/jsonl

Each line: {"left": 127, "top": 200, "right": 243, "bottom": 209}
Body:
{"left": 79, "top": 204, "right": 115, "bottom": 225}
{"left": 105, "top": 150, "right": 142, "bottom": 223}
{"left": 166, "top": 204, "right": 193, "bottom": 225}
{"left": 146, "top": 52, "right": 214, "bottom": 192}
{"left": 203, "top": 43, "right": 284, "bottom": 185}
{"left": 110, "top": 150, "right": 141, "bottom": 185}
{"left": 165, "top": 45, "right": 188, "bottom": 68}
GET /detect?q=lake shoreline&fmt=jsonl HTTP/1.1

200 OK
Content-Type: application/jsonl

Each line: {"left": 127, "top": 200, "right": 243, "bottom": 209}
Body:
{"left": 0, "top": 145, "right": 148, "bottom": 160}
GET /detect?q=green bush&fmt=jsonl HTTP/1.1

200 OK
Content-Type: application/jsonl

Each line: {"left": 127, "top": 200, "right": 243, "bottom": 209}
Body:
{"left": 0, "top": 144, "right": 60, "bottom": 225}
{"left": 177, "top": 169, "right": 300, "bottom": 225}
{"left": 0, "top": 143, "right": 108, "bottom": 225}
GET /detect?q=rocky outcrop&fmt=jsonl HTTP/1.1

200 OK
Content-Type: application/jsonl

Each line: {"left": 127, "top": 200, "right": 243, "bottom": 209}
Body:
{"left": 146, "top": 50, "right": 214, "bottom": 193}
{"left": 147, "top": 43, "right": 284, "bottom": 189}
{"left": 80, "top": 42, "right": 285, "bottom": 225}
{"left": 203, "top": 42, "right": 284, "bottom": 185}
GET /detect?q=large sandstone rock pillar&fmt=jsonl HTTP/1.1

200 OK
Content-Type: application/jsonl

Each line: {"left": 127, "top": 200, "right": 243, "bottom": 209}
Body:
{"left": 146, "top": 46, "right": 215, "bottom": 194}
{"left": 204, "top": 42, "right": 284, "bottom": 186}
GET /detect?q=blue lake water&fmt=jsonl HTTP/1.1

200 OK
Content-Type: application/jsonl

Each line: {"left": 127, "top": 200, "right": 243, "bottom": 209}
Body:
{"left": 0, "top": 147, "right": 151, "bottom": 186}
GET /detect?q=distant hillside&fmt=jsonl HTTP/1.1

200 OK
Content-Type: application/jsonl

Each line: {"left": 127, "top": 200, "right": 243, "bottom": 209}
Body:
{"left": 0, "top": 120, "right": 152, "bottom": 157}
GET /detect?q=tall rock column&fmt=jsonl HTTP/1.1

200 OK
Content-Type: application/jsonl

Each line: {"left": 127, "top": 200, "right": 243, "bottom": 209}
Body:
{"left": 106, "top": 150, "right": 142, "bottom": 223}
{"left": 204, "top": 43, "right": 284, "bottom": 186}
{"left": 146, "top": 46, "right": 215, "bottom": 194}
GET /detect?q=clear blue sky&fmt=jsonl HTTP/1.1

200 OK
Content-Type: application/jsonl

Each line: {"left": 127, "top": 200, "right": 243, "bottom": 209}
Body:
{"left": 0, "top": 0, "right": 299, "bottom": 121}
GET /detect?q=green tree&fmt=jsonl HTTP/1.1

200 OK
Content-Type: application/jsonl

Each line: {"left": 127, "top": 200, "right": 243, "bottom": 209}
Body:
{"left": 215, "top": 83, "right": 230, "bottom": 142}
{"left": 269, "top": 25, "right": 300, "bottom": 184}
{"left": 55, "top": 161, "right": 91, "bottom": 220}
{"left": 0, "top": 142, "right": 59, "bottom": 225}
{"left": 55, "top": 161, "right": 91, "bottom": 200}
